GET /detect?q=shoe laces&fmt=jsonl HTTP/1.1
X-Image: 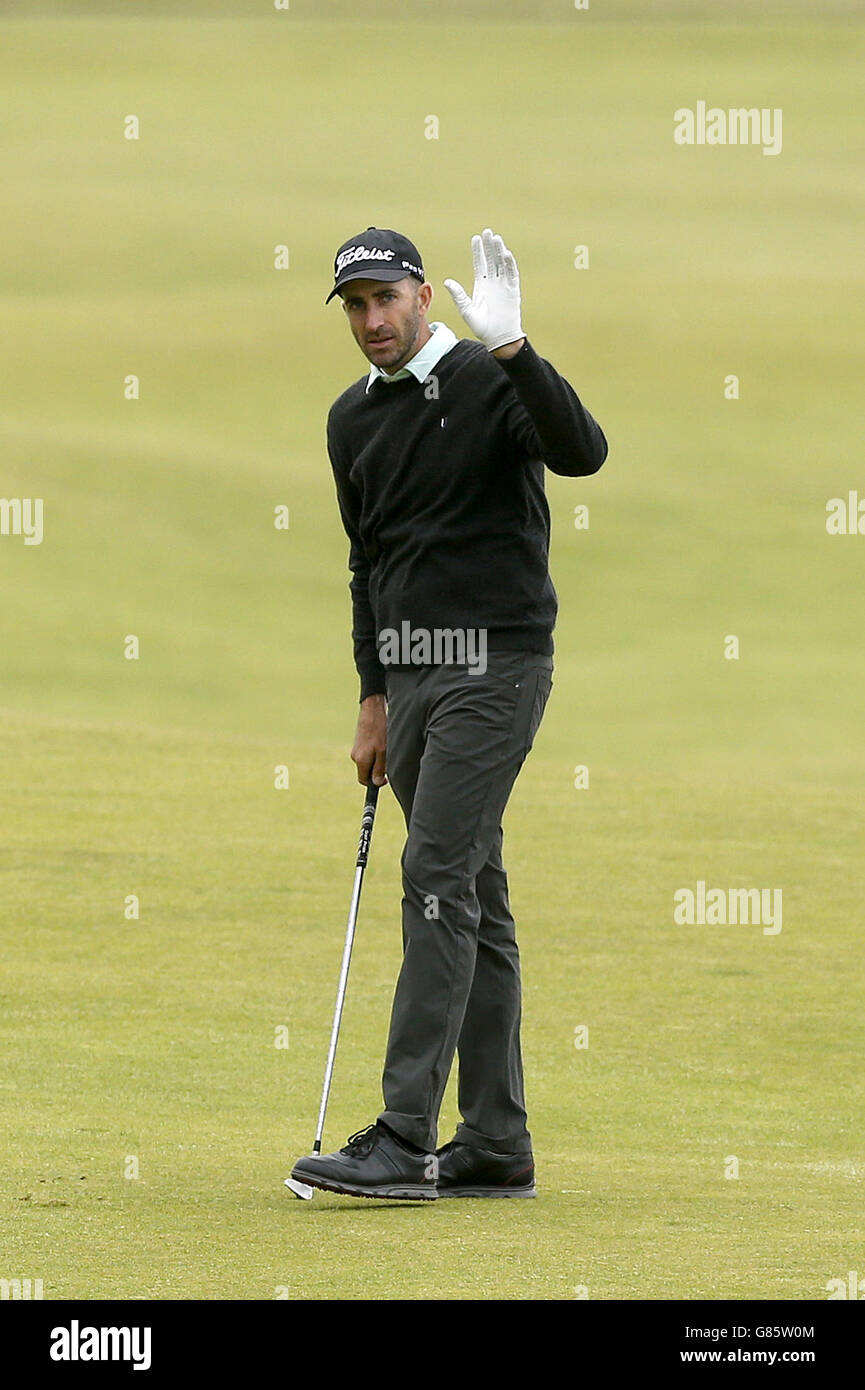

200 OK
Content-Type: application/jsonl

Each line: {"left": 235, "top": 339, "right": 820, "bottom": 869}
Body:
{"left": 340, "top": 1123, "right": 381, "bottom": 1156}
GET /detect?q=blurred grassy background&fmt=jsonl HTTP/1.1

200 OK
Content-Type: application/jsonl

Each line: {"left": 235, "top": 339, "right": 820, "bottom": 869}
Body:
{"left": 4, "top": 1, "right": 861, "bottom": 20}
{"left": 1, "top": 4, "right": 863, "bottom": 1299}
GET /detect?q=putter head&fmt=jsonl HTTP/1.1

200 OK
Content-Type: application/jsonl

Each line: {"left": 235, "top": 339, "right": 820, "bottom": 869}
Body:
{"left": 284, "top": 1176, "right": 315, "bottom": 1201}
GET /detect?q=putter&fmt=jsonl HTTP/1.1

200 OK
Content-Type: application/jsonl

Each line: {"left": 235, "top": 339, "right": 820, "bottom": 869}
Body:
{"left": 285, "top": 779, "right": 380, "bottom": 1200}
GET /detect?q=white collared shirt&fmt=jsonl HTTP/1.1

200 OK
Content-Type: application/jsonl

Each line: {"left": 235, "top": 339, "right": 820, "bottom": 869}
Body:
{"left": 365, "top": 320, "right": 459, "bottom": 393}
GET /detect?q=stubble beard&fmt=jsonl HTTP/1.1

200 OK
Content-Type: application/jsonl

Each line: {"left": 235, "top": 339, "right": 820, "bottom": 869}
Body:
{"left": 364, "top": 302, "right": 422, "bottom": 373}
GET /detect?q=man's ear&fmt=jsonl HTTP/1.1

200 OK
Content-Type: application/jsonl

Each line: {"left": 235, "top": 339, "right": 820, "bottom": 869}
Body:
{"left": 418, "top": 282, "right": 433, "bottom": 314}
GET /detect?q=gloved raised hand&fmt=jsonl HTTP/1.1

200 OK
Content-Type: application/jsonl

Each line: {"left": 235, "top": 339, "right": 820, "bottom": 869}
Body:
{"left": 444, "top": 227, "right": 525, "bottom": 353}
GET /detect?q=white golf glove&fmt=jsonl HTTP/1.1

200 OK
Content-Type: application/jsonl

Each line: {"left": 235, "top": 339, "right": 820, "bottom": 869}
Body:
{"left": 444, "top": 227, "right": 524, "bottom": 353}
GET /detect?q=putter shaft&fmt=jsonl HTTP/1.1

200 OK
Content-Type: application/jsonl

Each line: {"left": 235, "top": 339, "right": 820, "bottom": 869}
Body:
{"left": 311, "top": 781, "right": 379, "bottom": 1153}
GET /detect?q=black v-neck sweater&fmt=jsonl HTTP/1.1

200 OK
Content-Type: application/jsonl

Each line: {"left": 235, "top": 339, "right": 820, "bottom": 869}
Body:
{"left": 326, "top": 336, "right": 608, "bottom": 700}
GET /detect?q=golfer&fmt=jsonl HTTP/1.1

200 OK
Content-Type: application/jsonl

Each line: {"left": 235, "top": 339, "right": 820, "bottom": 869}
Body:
{"left": 290, "top": 226, "right": 607, "bottom": 1200}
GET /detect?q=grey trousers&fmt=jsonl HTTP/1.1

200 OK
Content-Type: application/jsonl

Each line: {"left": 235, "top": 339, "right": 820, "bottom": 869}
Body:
{"left": 376, "top": 648, "right": 553, "bottom": 1155}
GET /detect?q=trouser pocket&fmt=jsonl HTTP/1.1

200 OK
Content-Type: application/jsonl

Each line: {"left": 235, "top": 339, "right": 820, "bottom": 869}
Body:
{"left": 521, "top": 666, "right": 553, "bottom": 756}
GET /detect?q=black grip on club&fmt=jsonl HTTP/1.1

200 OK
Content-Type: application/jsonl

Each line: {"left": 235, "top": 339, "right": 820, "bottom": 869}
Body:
{"left": 356, "top": 780, "right": 379, "bottom": 867}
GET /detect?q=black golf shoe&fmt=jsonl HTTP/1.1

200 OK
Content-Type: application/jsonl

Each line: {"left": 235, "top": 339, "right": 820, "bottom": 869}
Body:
{"left": 289, "top": 1122, "right": 438, "bottom": 1200}
{"left": 435, "top": 1140, "right": 536, "bottom": 1198}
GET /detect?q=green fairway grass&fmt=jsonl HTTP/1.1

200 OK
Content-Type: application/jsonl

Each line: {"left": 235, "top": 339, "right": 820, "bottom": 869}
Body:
{"left": 1, "top": 6, "right": 863, "bottom": 1300}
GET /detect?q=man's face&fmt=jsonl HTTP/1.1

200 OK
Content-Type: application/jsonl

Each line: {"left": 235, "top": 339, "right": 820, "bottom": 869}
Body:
{"left": 341, "top": 276, "right": 432, "bottom": 373}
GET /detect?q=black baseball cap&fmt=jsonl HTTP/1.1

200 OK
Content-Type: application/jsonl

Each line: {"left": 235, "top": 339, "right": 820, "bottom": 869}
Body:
{"left": 326, "top": 226, "right": 425, "bottom": 304}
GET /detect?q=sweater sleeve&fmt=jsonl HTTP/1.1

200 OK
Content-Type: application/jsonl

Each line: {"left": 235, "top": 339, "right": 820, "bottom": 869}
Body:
{"left": 497, "top": 338, "right": 608, "bottom": 478}
{"left": 327, "top": 410, "right": 387, "bottom": 702}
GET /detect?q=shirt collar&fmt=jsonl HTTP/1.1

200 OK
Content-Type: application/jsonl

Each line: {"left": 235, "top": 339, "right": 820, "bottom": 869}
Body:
{"left": 365, "top": 321, "right": 458, "bottom": 393}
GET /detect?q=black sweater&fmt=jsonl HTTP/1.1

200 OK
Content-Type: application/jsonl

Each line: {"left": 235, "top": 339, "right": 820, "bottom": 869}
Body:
{"left": 327, "top": 336, "right": 607, "bottom": 700}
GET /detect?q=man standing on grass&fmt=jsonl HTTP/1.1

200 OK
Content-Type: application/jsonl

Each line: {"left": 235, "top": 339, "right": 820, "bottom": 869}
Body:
{"left": 289, "top": 226, "right": 607, "bottom": 1200}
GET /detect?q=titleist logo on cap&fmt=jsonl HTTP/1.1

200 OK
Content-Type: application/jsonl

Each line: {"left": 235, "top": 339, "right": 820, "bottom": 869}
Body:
{"left": 335, "top": 245, "right": 396, "bottom": 275}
